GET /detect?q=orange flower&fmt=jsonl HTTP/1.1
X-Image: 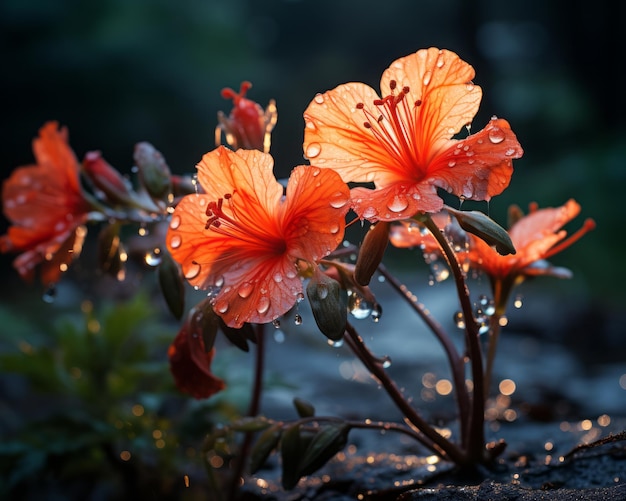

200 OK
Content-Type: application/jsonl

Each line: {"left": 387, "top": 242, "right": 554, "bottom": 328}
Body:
{"left": 465, "top": 199, "right": 595, "bottom": 283}
{"left": 303, "top": 48, "right": 523, "bottom": 222}
{"left": 0, "top": 122, "right": 93, "bottom": 285}
{"left": 166, "top": 146, "right": 350, "bottom": 328}
{"left": 168, "top": 320, "right": 225, "bottom": 399}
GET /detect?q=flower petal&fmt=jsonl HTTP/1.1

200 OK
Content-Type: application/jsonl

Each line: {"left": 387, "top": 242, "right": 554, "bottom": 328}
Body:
{"left": 303, "top": 83, "right": 399, "bottom": 184}
{"left": 380, "top": 48, "right": 482, "bottom": 158}
{"left": 510, "top": 199, "right": 581, "bottom": 248}
{"left": 196, "top": 146, "right": 283, "bottom": 212}
{"left": 428, "top": 118, "right": 523, "bottom": 201}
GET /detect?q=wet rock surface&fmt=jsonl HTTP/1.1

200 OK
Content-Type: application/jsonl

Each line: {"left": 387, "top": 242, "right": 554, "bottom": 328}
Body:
{"left": 231, "top": 277, "right": 626, "bottom": 500}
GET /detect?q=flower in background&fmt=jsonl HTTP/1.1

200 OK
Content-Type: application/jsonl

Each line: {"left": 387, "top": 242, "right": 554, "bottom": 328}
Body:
{"left": 464, "top": 199, "right": 595, "bottom": 301}
{"left": 168, "top": 315, "right": 225, "bottom": 399}
{"left": 303, "top": 47, "right": 523, "bottom": 222}
{"left": 166, "top": 146, "right": 350, "bottom": 328}
{"left": 0, "top": 122, "right": 95, "bottom": 285}
{"left": 216, "top": 81, "right": 278, "bottom": 153}
{"left": 391, "top": 200, "right": 595, "bottom": 310}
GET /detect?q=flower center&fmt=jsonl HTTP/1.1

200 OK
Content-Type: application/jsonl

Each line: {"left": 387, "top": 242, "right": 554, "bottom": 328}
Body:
{"left": 356, "top": 80, "right": 422, "bottom": 175}
{"left": 204, "top": 192, "right": 287, "bottom": 255}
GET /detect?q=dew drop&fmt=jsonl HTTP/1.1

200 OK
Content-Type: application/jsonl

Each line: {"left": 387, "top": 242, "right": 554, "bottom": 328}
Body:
{"left": 466, "top": 83, "right": 475, "bottom": 91}
{"left": 505, "top": 147, "right": 516, "bottom": 156}
{"left": 296, "top": 292, "right": 305, "bottom": 303}
{"left": 169, "top": 214, "right": 181, "bottom": 230}
{"left": 436, "top": 52, "right": 445, "bottom": 68}
{"left": 257, "top": 296, "right": 270, "bottom": 314}
{"left": 305, "top": 142, "right": 321, "bottom": 158}
{"left": 381, "top": 356, "right": 392, "bottom": 369}
{"left": 387, "top": 195, "right": 409, "bottom": 213}
{"left": 371, "top": 303, "right": 383, "bottom": 322}
{"left": 328, "top": 338, "right": 344, "bottom": 348}
{"left": 488, "top": 128, "right": 505, "bottom": 144}
{"left": 314, "top": 93, "right": 324, "bottom": 104}
{"left": 448, "top": 160, "right": 456, "bottom": 168}
{"left": 422, "top": 70, "right": 432, "bottom": 86}
{"left": 348, "top": 292, "right": 373, "bottom": 320}
{"left": 214, "top": 276, "right": 225, "bottom": 287}
{"left": 286, "top": 269, "right": 297, "bottom": 279}
{"left": 294, "top": 313, "right": 303, "bottom": 326}
{"left": 362, "top": 207, "right": 378, "bottom": 219}
{"left": 215, "top": 300, "right": 229, "bottom": 313}
{"left": 329, "top": 223, "right": 340, "bottom": 234}
{"left": 238, "top": 281, "right": 254, "bottom": 298}
{"left": 170, "top": 235, "right": 182, "bottom": 249}
{"left": 273, "top": 272, "right": 283, "bottom": 283}
{"left": 184, "top": 262, "right": 200, "bottom": 280}
{"left": 311, "top": 166, "right": 321, "bottom": 177}
{"left": 329, "top": 192, "right": 348, "bottom": 209}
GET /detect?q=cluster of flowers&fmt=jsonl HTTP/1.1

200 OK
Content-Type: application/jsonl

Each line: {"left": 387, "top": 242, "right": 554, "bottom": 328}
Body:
{"left": 1, "top": 48, "right": 595, "bottom": 484}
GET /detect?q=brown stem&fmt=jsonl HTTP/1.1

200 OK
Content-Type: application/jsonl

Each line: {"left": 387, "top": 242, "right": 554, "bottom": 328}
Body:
{"left": 421, "top": 215, "right": 485, "bottom": 462}
{"left": 228, "top": 323, "right": 266, "bottom": 501}
{"left": 344, "top": 322, "right": 466, "bottom": 464}
{"left": 376, "top": 262, "right": 470, "bottom": 448}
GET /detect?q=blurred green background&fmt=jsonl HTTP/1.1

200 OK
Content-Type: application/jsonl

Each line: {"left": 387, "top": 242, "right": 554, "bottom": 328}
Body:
{"left": 1, "top": 0, "right": 624, "bottom": 304}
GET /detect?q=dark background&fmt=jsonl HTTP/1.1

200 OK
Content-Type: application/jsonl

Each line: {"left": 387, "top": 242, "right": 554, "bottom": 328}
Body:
{"left": 1, "top": 0, "right": 624, "bottom": 306}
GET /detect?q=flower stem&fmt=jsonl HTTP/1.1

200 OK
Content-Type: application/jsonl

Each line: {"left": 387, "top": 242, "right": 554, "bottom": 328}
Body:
{"left": 420, "top": 214, "right": 485, "bottom": 462}
{"left": 228, "top": 323, "right": 266, "bottom": 501}
{"left": 344, "top": 322, "right": 466, "bottom": 464}
{"left": 376, "top": 262, "right": 470, "bottom": 448}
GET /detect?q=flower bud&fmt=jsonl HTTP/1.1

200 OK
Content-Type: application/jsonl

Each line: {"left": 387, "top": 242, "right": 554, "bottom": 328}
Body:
{"left": 354, "top": 221, "right": 389, "bottom": 286}
{"left": 82, "top": 151, "right": 132, "bottom": 204}
{"left": 306, "top": 267, "right": 347, "bottom": 341}
{"left": 216, "top": 81, "right": 278, "bottom": 153}
{"left": 134, "top": 142, "right": 172, "bottom": 204}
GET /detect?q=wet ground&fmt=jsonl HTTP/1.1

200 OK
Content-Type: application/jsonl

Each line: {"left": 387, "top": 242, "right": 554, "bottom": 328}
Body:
{"left": 223, "top": 273, "right": 626, "bottom": 500}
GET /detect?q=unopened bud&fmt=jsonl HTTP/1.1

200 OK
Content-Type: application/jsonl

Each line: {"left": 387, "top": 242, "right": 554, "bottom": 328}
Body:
{"left": 83, "top": 151, "right": 132, "bottom": 204}
{"left": 134, "top": 142, "right": 172, "bottom": 204}
{"left": 306, "top": 267, "right": 347, "bottom": 341}
{"left": 354, "top": 221, "right": 389, "bottom": 285}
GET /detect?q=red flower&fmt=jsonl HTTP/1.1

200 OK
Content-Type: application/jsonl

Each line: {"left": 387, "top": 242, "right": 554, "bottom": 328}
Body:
{"left": 216, "top": 81, "right": 278, "bottom": 153}
{"left": 0, "top": 122, "right": 93, "bottom": 284}
{"left": 168, "top": 319, "right": 225, "bottom": 399}
{"left": 166, "top": 146, "right": 350, "bottom": 328}
{"left": 303, "top": 48, "right": 523, "bottom": 222}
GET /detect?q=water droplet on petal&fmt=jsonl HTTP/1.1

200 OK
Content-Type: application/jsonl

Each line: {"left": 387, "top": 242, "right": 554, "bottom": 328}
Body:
{"left": 185, "top": 262, "right": 201, "bottom": 280}
{"left": 214, "top": 276, "right": 225, "bottom": 287}
{"left": 422, "top": 70, "right": 432, "bottom": 86}
{"left": 448, "top": 160, "right": 456, "bottom": 167}
{"left": 306, "top": 142, "right": 321, "bottom": 158}
{"left": 314, "top": 93, "right": 324, "bottom": 104}
{"left": 273, "top": 272, "right": 283, "bottom": 283}
{"left": 257, "top": 296, "right": 270, "bottom": 314}
{"left": 488, "top": 128, "right": 505, "bottom": 144}
{"left": 215, "top": 300, "right": 229, "bottom": 313}
{"left": 505, "top": 147, "right": 516, "bottom": 156}
{"left": 170, "top": 235, "right": 182, "bottom": 249}
{"left": 362, "top": 207, "right": 378, "bottom": 219}
{"left": 387, "top": 195, "right": 409, "bottom": 213}
{"left": 169, "top": 215, "right": 181, "bottom": 230}
{"left": 238, "top": 281, "right": 254, "bottom": 298}
{"left": 311, "top": 166, "right": 321, "bottom": 177}
{"left": 329, "top": 192, "right": 349, "bottom": 209}
{"left": 329, "top": 223, "right": 340, "bottom": 234}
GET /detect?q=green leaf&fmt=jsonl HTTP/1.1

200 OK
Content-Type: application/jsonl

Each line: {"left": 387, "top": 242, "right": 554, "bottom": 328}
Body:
{"left": 249, "top": 422, "right": 283, "bottom": 474}
{"left": 293, "top": 397, "right": 315, "bottom": 418}
{"left": 158, "top": 250, "right": 186, "bottom": 320}
{"left": 299, "top": 423, "right": 350, "bottom": 477}
{"left": 280, "top": 423, "right": 305, "bottom": 490}
{"left": 228, "top": 416, "right": 271, "bottom": 432}
{"left": 447, "top": 206, "right": 516, "bottom": 255}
